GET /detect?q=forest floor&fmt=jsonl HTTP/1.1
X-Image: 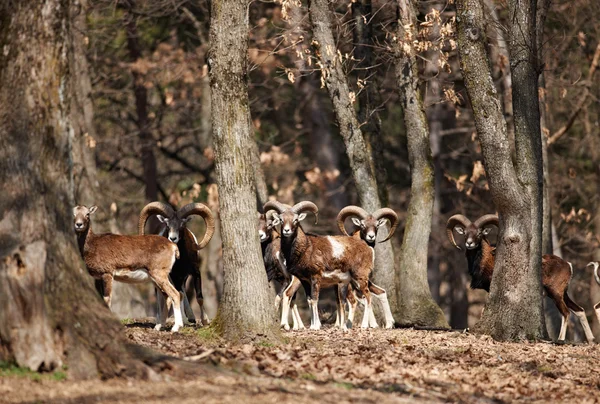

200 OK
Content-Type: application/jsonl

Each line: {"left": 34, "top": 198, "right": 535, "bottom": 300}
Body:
{"left": 1, "top": 320, "right": 600, "bottom": 403}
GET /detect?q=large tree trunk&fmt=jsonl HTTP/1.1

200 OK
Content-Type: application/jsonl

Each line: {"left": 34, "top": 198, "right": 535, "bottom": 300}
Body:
{"left": 456, "top": 0, "right": 546, "bottom": 340}
{"left": 392, "top": 0, "right": 448, "bottom": 329}
{"left": 0, "top": 0, "right": 148, "bottom": 379}
{"left": 209, "top": 0, "right": 278, "bottom": 340}
{"left": 307, "top": 0, "right": 400, "bottom": 319}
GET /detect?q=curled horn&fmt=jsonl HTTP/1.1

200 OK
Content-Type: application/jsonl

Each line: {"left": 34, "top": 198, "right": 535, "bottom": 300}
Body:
{"left": 177, "top": 203, "right": 215, "bottom": 249}
{"left": 263, "top": 200, "right": 290, "bottom": 215}
{"left": 373, "top": 208, "right": 399, "bottom": 243}
{"left": 474, "top": 214, "right": 499, "bottom": 231}
{"left": 292, "top": 201, "right": 319, "bottom": 224}
{"left": 138, "top": 202, "right": 175, "bottom": 235}
{"left": 446, "top": 214, "right": 472, "bottom": 250}
{"left": 336, "top": 206, "right": 368, "bottom": 236}
{"left": 588, "top": 262, "right": 600, "bottom": 286}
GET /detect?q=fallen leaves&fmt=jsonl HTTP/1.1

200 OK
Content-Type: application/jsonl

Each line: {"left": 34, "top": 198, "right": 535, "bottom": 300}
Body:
{"left": 125, "top": 324, "right": 600, "bottom": 402}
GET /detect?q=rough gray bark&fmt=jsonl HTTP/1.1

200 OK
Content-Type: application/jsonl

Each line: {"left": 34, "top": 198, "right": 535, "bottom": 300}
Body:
{"left": 209, "top": 0, "right": 278, "bottom": 340}
{"left": 537, "top": 0, "right": 552, "bottom": 255}
{"left": 456, "top": 0, "right": 546, "bottom": 340}
{"left": 0, "top": 0, "right": 148, "bottom": 379}
{"left": 307, "top": 0, "right": 400, "bottom": 319}
{"left": 392, "top": 0, "right": 448, "bottom": 329}
{"left": 71, "top": 0, "right": 100, "bottom": 208}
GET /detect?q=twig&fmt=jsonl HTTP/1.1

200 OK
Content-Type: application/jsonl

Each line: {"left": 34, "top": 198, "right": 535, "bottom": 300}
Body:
{"left": 547, "top": 42, "right": 600, "bottom": 146}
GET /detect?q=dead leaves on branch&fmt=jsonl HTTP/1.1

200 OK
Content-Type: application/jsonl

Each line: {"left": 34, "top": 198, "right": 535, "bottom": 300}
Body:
{"left": 446, "top": 161, "right": 488, "bottom": 196}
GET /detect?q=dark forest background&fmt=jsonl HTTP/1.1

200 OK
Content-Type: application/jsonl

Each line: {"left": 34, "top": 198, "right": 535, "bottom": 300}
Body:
{"left": 78, "top": 0, "right": 600, "bottom": 338}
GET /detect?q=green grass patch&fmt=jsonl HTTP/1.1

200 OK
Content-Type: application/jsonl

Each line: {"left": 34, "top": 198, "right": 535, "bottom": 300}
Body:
{"left": 300, "top": 372, "right": 316, "bottom": 381}
{"left": 120, "top": 318, "right": 134, "bottom": 325}
{"left": 334, "top": 382, "right": 354, "bottom": 390}
{"left": 0, "top": 361, "right": 67, "bottom": 382}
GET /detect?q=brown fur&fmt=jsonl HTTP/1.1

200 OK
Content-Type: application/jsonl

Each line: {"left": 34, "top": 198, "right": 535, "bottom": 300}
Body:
{"left": 278, "top": 210, "right": 374, "bottom": 322}
{"left": 449, "top": 214, "right": 591, "bottom": 341}
{"left": 73, "top": 205, "right": 182, "bottom": 330}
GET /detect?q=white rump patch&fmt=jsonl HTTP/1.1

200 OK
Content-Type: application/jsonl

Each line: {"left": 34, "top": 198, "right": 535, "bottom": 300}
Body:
{"left": 114, "top": 269, "right": 150, "bottom": 284}
{"left": 328, "top": 237, "right": 345, "bottom": 259}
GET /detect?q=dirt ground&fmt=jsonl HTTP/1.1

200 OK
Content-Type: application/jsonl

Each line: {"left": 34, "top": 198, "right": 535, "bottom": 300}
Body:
{"left": 2, "top": 321, "right": 600, "bottom": 403}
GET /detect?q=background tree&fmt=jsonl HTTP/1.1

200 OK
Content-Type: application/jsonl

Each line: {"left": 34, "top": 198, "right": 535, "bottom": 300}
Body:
{"left": 456, "top": 0, "right": 546, "bottom": 340}
{"left": 392, "top": 0, "right": 449, "bottom": 329}
{"left": 307, "top": 0, "right": 400, "bottom": 319}
{"left": 209, "top": 0, "right": 278, "bottom": 340}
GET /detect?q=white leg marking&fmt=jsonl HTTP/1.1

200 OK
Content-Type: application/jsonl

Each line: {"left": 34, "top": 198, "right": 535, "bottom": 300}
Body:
{"left": 292, "top": 304, "right": 304, "bottom": 330}
{"left": 558, "top": 315, "right": 568, "bottom": 341}
{"left": 155, "top": 289, "right": 167, "bottom": 331}
{"left": 171, "top": 292, "right": 184, "bottom": 332}
{"left": 573, "top": 311, "right": 595, "bottom": 343}
{"left": 280, "top": 293, "right": 291, "bottom": 331}
{"left": 274, "top": 294, "right": 282, "bottom": 309}
{"left": 373, "top": 292, "right": 395, "bottom": 329}
{"left": 310, "top": 298, "right": 321, "bottom": 330}
{"left": 595, "top": 305, "right": 600, "bottom": 328}
{"left": 361, "top": 300, "right": 372, "bottom": 329}
{"left": 346, "top": 298, "right": 355, "bottom": 329}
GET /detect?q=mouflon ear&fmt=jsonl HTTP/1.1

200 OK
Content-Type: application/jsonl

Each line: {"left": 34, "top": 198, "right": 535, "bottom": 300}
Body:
{"left": 88, "top": 205, "right": 98, "bottom": 215}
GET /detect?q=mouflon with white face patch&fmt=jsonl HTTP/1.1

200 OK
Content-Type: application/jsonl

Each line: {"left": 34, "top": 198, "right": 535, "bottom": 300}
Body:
{"left": 138, "top": 201, "right": 215, "bottom": 326}
{"left": 264, "top": 200, "right": 394, "bottom": 330}
{"left": 257, "top": 210, "right": 305, "bottom": 331}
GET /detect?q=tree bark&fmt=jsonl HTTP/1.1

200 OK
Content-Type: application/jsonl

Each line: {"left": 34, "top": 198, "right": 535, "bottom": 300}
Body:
{"left": 208, "top": 0, "right": 278, "bottom": 340}
{"left": 423, "top": 0, "right": 445, "bottom": 305}
{"left": 351, "top": 0, "right": 400, "bottom": 318}
{"left": 0, "top": 0, "right": 149, "bottom": 379}
{"left": 308, "top": 0, "right": 401, "bottom": 320}
{"left": 71, "top": 0, "right": 100, "bottom": 208}
{"left": 456, "top": 0, "right": 546, "bottom": 340}
{"left": 392, "top": 0, "right": 448, "bottom": 329}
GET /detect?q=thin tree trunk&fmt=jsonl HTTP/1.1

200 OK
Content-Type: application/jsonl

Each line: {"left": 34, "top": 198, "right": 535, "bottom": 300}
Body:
{"left": 125, "top": 6, "right": 159, "bottom": 204}
{"left": 352, "top": 0, "right": 389, "bottom": 206}
{"left": 423, "top": 0, "right": 444, "bottom": 305}
{"left": 288, "top": 3, "right": 347, "bottom": 211}
{"left": 351, "top": 0, "right": 399, "bottom": 314}
{"left": 456, "top": 0, "right": 546, "bottom": 340}
{"left": 307, "top": 0, "right": 401, "bottom": 320}
{"left": 0, "top": 0, "right": 149, "bottom": 379}
{"left": 209, "top": 0, "right": 278, "bottom": 340}
{"left": 392, "top": 0, "right": 448, "bottom": 329}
